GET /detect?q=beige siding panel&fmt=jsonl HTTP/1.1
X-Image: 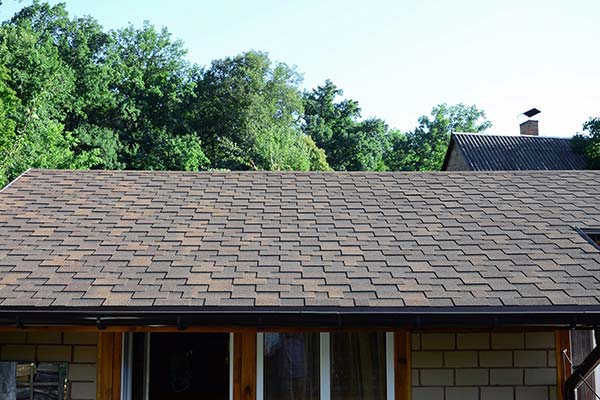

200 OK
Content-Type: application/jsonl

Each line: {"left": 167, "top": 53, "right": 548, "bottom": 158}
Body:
{"left": 412, "top": 331, "right": 557, "bottom": 400}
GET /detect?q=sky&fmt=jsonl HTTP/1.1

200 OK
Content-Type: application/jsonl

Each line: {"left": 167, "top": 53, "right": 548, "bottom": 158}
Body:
{"left": 1, "top": 0, "right": 599, "bottom": 137}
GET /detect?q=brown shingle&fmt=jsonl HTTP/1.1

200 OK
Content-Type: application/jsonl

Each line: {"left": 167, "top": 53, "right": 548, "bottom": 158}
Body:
{"left": 1, "top": 169, "right": 600, "bottom": 309}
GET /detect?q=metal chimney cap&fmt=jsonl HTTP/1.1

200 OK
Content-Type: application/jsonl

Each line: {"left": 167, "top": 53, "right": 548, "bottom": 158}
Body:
{"left": 522, "top": 108, "right": 541, "bottom": 118}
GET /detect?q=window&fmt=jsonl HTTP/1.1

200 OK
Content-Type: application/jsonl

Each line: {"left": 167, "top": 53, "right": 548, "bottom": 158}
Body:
{"left": 263, "top": 333, "right": 320, "bottom": 400}
{"left": 330, "top": 332, "right": 387, "bottom": 400}
{"left": 571, "top": 330, "right": 598, "bottom": 400}
{"left": 257, "top": 332, "right": 394, "bottom": 400}
{"left": 0, "top": 362, "right": 68, "bottom": 400}
{"left": 123, "top": 332, "right": 231, "bottom": 400}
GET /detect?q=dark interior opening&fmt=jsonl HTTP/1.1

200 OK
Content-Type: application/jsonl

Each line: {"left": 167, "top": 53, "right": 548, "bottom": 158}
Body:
{"left": 131, "top": 332, "right": 229, "bottom": 400}
{"left": 580, "top": 229, "right": 600, "bottom": 250}
{"left": 151, "top": 333, "right": 229, "bottom": 400}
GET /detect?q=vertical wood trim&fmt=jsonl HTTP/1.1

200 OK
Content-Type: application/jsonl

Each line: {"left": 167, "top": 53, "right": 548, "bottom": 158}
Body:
{"left": 112, "top": 333, "right": 123, "bottom": 400}
{"left": 395, "top": 330, "right": 411, "bottom": 400}
{"left": 234, "top": 333, "right": 242, "bottom": 400}
{"left": 234, "top": 330, "right": 257, "bottom": 400}
{"left": 97, "top": 332, "right": 123, "bottom": 400}
{"left": 242, "top": 330, "right": 257, "bottom": 400}
{"left": 556, "top": 330, "right": 572, "bottom": 400}
{"left": 97, "top": 332, "right": 113, "bottom": 400}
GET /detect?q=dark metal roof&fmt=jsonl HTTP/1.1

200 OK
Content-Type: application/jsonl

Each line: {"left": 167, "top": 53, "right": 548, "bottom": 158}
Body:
{"left": 442, "top": 133, "right": 587, "bottom": 171}
{"left": 1, "top": 169, "right": 600, "bottom": 320}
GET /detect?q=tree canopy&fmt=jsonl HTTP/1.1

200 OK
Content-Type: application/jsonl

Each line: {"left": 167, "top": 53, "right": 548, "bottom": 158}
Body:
{"left": 0, "top": 1, "right": 495, "bottom": 187}
{"left": 572, "top": 118, "right": 600, "bottom": 169}
{"left": 386, "top": 103, "right": 492, "bottom": 171}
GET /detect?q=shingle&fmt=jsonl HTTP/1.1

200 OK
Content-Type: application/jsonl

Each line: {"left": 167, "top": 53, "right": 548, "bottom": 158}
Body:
{"left": 0, "top": 169, "right": 600, "bottom": 310}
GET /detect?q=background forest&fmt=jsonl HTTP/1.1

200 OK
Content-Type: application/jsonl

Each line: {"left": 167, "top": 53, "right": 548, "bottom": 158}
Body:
{"left": 0, "top": 2, "right": 598, "bottom": 187}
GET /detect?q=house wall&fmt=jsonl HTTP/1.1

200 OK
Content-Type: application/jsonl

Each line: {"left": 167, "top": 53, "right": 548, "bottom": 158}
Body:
{"left": 0, "top": 329, "right": 563, "bottom": 400}
{"left": 411, "top": 331, "right": 558, "bottom": 400}
{"left": 0, "top": 331, "right": 98, "bottom": 400}
{"left": 444, "top": 146, "right": 471, "bottom": 171}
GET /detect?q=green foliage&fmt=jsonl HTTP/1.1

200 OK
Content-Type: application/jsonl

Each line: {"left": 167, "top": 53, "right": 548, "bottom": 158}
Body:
{"left": 0, "top": 60, "right": 18, "bottom": 187}
{"left": 107, "top": 22, "right": 198, "bottom": 169}
{"left": 302, "top": 80, "right": 398, "bottom": 171}
{"left": 13, "top": 2, "right": 117, "bottom": 129}
{"left": 192, "top": 50, "right": 327, "bottom": 171}
{"left": 0, "top": 18, "right": 85, "bottom": 186}
{"left": 71, "top": 124, "right": 123, "bottom": 170}
{"left": 386, "top": 103, "right": 492, "bottom": 171}
{"left": 572, "top": 118, "right": 600, "bottom": 169}
{"left": 254, "top": 127, "right": 332, "bottom": 171}
{"left": 0, "top": 1, "right": 498, "bottom": 188}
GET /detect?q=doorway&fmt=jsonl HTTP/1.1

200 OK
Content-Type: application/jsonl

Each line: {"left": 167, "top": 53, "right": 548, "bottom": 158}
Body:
{"left": 124, "top": 333, "right": 231, "bottom": 400}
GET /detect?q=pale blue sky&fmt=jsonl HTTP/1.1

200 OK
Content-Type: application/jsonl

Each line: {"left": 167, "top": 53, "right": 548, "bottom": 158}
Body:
{"left": 2, "top": 0, "right": 599, "bottom": 137}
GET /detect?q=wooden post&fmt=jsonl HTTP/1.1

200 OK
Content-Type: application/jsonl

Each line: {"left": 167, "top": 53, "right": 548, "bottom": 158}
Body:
{"left": 233, "top": 330, "right": 257, "bottom": 400}
{"left": 395, "top": 330, "right": 411, "bottom": 400}
{"left": 555, "top": 330, "right": 572, "bottom": 400}
{"left": 97, "top": 332, "right": 123, "bottom": 400}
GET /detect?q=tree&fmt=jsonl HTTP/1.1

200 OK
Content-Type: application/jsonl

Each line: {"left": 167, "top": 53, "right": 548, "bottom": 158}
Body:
{"left": 0, "top": 59, "right": 18, "bottom": 187}
{"left": 192, "top": 50, "right": 329, "bottom": 171}
{"left": 106, "top": 22, "right": 206, "bottom": 170}
{"left": 0, "top": 21, "right": 89, "bottom": 185}
{"left": 302, "top": 80, "right": 391, "bottom": 171}
{"left": 8, "top": 2, "right": 124, "bottom": 165}
{"left": 0, "top": 1, "right": 496, "bottom": 182}
{"left": 572, "top": 118, "right": 600, "bottom": 169}
{"left": 386, "top": 103, "right": 492, "bottom": 171}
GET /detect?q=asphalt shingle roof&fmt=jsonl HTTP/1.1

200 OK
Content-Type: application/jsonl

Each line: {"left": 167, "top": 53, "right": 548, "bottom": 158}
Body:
{"left": 1, "top": 169, "right": 600, "bottom": 310}
{"left": 442, "top": 133, "right": 587, "bottom": 171}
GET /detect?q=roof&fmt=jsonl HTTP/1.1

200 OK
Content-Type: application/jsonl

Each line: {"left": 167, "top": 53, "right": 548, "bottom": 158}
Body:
{"left": 1, "top": 169, "right": 600, "bottom": 326}
{"left": 441, "top": 133, "right": 587, "bottom": 171}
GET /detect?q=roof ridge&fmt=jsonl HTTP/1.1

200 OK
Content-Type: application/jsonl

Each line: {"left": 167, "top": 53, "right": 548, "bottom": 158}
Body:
{"left": 20, "top": 168, "right": 599, "bottom": 177}
{"left": 453, "top": 132, "right": 574, "bottom": 140}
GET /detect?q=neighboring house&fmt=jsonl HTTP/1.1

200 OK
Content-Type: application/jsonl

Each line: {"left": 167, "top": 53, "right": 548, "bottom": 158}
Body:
{"left": 1, "top": 169, "right": 600, "bottom": 400}
{"left": 442, "top": 133, "right": 587, "bottom": 171}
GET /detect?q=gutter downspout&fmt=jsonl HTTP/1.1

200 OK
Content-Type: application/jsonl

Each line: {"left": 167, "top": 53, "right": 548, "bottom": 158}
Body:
{"left": 565, "top": 330, "right": 600, "bottom": 400}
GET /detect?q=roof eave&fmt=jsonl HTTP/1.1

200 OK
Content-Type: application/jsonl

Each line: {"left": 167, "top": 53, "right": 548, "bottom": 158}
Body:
{"left": 2, "top": 305, "right": 599, "bottom": 330}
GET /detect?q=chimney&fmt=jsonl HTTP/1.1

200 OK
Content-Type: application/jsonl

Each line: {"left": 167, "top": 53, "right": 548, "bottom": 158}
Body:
{"left": 519, "top": 108, "right": 541, "bottom": 136}
{"left": 520, "top": 120, "right": 539, "bottom": 136}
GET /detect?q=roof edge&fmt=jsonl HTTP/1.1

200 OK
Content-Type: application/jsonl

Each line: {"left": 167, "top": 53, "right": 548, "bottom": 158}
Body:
{"left": 3, "top": 304, "right": 600, "bottom": 313}
{"left": 0, "top": 168, "right": 31, "bottom": 194}
{"left": 2, "top": 305, "right": 600, "bottom": 329}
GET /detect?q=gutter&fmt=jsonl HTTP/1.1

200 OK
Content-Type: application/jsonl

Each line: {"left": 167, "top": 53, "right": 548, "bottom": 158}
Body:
{"left": 565, "top": 329, "right": 600, "bottom": 400}
{"left": 2, "top": 306, "right": 600, "bottom": 329}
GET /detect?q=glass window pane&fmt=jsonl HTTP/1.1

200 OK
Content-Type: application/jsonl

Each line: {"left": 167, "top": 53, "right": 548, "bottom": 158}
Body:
{"left": 0, "top": 362, "right": 68, "bottom": 400}
{"left": 331, "top": 332, "right": 386, "bottom": 400}
{"left": 148, "top": 333, "right": 229, "bottom": 400}
{"left": 264, "top": 332, "right": 320, "bottom": 400}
